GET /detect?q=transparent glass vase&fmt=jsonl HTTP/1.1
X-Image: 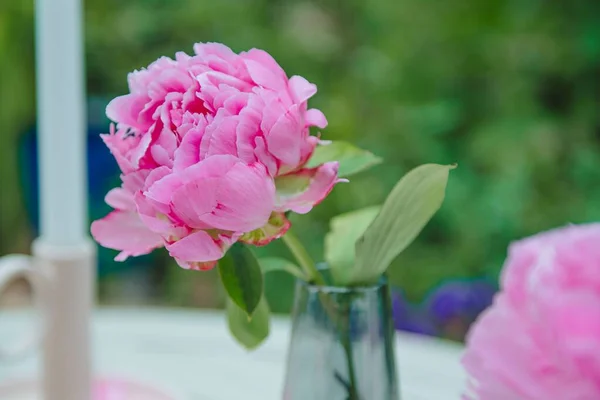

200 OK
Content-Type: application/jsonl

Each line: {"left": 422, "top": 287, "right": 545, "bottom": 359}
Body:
{"left": 282, "top": 273, "right": 399, "bottom": 400}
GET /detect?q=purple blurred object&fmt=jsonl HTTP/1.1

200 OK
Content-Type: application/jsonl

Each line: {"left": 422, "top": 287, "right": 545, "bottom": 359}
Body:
{"left": 426, "top": 280, "right": 496, "bottom": 325}
{"left": 391, "top": 280, "right": 497, "bottom": 340}
{"left": 391, "top": 291, "right": 437, "bottom": 336}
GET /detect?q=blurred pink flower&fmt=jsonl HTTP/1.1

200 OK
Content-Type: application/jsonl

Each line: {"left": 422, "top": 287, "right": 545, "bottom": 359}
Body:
{"left": 92, "top": 42, "right": 340, "bottom": 268}
{"left": 462, "top": 223, "right": 600, "bottom": 400}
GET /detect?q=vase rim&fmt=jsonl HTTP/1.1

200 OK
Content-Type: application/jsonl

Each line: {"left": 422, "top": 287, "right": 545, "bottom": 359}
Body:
{"left": 297, "top": 265, "right": 387, "bottom": 293}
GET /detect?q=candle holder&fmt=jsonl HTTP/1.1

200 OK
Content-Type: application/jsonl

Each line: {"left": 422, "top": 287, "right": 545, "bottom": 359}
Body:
{"left": 0, "top": 254, "right": 179, "bottom": 400}
{"left": 0, "top": 378, "right": 177, "bottom": 400}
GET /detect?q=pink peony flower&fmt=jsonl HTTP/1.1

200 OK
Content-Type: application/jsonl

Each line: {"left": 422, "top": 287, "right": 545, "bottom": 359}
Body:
{"left": 462, "top": 223, "right": 600, "bottom": 400}
{"left": 92, "top": 42, "right": 341, "bottom": 268}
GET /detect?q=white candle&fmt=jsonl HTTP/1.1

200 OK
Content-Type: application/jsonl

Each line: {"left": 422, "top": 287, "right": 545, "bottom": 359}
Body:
{"left": 35, "top": 0, "right": 87, "bottom": 246}
{"left": 34, "top": 0, "right": 94, "bottom": 399}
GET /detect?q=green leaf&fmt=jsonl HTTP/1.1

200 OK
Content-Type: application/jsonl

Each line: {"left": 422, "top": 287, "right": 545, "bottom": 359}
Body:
{"left": 258, "top": 257, "right": 307, "bottom": 280}
{"left": 226, "top": 294, "right": 270, "bottom": 350}
{"left": 306, "top": 141, "right": 382, "bottom": 177}
{"left": 352, "top": 163, "right": 456, "bottom": 285}
{"left": 325, "top": 206, "right": 381, "bottom": 285}
{"left": 218, "top": 243, "right": 263, "bottom": 316}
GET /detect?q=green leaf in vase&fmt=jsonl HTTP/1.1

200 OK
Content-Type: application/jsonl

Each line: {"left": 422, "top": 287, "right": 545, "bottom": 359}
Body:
{"left": 351, "top": 163, "right": 456, "bottom": 285}
{"left": 325, "top": 206, "right": 381, "bottom": 285}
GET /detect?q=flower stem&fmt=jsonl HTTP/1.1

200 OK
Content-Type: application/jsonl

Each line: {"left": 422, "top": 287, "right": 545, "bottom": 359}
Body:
{"left": 340, "top": 330, "right": 360, "bottom": 400}
{"left": 282, "top": 229, "right": 325, "bottom": 286}
{"left": 338, "top": 298, "right": 360, "bottom": 400}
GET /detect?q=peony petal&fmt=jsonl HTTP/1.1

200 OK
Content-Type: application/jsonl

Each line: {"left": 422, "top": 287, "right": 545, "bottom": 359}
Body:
{"left": 121, "top": 169, "right": 152, "bottom": 194}
{"left": 156, "top": 68, "right": 193, "bottom": 94}
{"left": 222, "top": 91, "right": 250, "bottom": 115}
{"left": 170, "top": 178, "right": 220, "bottom": 229}
{"left": 182, "top": 83, "right": 208, "bottom": 115}
{"left": 240, "top": 212, "right": 291, "bottom": 246}
{"left": 235, "top": 118, "right": 260, "bottom": 164}
{"left": 194, "top": 42, "right": 238, "bottom": 62}
{"left": 179, "top": 154, "right": 239, "bottom": 182}
{"left": 144, "top": 172, "right": 182, "bottom": 214}
{"left": 106, "top": 94, "right": 145, "bottom": 128}
{"left": 265, "top": 104, "right": 303, "bottom": 167}
{"left": 134, "top": 192, "right": 188, "bottom": 239}
{"left": 299, "top": 135, "right": 319, "bottom": 167}
{"left": 305, "top": 108, "right": 328, "bottom": 129}
{"left": 204, "top": 114, "right": 240, "bottom": 158}
{"left": 143, "top": 166, "right": 172, "bottom": 190}
{"left": 242, "top": 49, "right": 287, "bottom": 80}
{"left": 176, "top": 258, "right": 218, "bottom": 271}
{"left": 196, "top": 71, "right": 251, "bottom": 94}
{"left": 199, "top": 110, "right": 239, "bottom": 159}
{"left": 129, "top": 124, "right": 156, "bottom": 169}
{"left": 166, "top": 230, "right": 225, "bottom": 263}
{"left": 550, "top": 292, "right": 600, "bottom": 369}
{"left": 198, "top": 162, "right": 275, "bottom": 232}
{"left": 150, "top": 145, "right": 173, "bottom": 169}
{"left": 257, "top": 89, "right": 285, "bottom": 133}
{"left": 100, "top": 131, "right": 136, "bottom": 174}
{"left": 173, "top": 122, "right": 205, "bottom": 171}
{"left": 274, "top": 162, "right": 340, "bottom": 214}
{"left": 243, "top": 58, "right": 286, "bottom": 91}
{"left": 105, "top": 188, "right": 135, "bottom": 211}
{"left": 288, "top": 75, "right": 317, "bottom": 104}
{"left": 91, "top": 211, "right": 163, "bottom": 261}
{"left": 254, "top": 136, "right": 279, "bottom": 176}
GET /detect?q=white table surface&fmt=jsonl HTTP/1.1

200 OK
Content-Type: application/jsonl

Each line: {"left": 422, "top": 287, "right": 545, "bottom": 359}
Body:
{"left": 0, "top": 308, "right": 466, "bottom": 399}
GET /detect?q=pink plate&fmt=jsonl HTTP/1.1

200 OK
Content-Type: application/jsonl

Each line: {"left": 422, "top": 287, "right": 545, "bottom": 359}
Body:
{"left": 0, "top": 377, "right": 177, "bottom": 400}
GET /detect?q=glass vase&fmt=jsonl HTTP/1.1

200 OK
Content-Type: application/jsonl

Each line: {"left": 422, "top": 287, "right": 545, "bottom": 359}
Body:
{"left": 282, "top": 274, "right": 399, "bottom": 400}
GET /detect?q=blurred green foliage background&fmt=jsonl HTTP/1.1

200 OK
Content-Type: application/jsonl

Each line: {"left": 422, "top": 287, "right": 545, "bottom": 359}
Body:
{"left": 1, "top": 0, "right": 600, "bottom": 313}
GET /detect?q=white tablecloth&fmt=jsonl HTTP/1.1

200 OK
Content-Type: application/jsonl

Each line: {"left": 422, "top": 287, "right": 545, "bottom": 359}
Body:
{"left": 0, "top": 308, "right": 466, "bottom": 399}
